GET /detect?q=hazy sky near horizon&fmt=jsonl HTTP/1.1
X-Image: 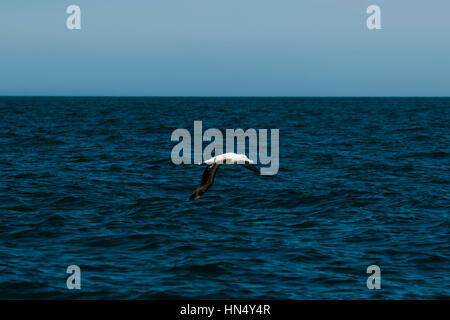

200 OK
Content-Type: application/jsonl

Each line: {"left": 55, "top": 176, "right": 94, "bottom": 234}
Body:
{"left": 0, "top": 0, "right": 449, "bottom": 96}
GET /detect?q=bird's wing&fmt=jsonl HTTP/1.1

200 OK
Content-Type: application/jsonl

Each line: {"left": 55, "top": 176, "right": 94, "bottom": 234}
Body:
{"left": 189, "top": 163, "right": 221, "bottom": 200}
{"left": 242, "top": 163, "right": 260, "bottom": 174}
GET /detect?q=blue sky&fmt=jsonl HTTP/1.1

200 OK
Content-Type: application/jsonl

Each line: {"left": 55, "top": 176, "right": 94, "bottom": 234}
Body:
{"left": 0, "top": 0, "right": 449, "bottom": 96}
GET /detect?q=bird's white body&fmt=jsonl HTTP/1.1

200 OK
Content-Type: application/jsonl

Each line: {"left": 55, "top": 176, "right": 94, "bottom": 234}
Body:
{"left": 203, "top": 153, "right": 254, "bottom": 165}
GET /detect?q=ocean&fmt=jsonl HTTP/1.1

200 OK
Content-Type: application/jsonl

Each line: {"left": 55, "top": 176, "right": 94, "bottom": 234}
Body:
{"left": 0, "top": 97, "right": 448, "bottom": 299}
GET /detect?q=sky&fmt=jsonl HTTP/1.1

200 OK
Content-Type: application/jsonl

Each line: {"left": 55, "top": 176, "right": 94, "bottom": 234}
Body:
{"left": 0, "top": 0, "right": 449, "bottom": 96}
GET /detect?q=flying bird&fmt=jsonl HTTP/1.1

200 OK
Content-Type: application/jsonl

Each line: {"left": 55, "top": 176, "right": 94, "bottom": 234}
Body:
{"left": 189, "top": 153, "right": 259, "bottom": 200}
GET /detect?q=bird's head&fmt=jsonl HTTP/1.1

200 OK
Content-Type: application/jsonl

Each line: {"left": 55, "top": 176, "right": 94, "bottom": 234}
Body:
{"left": 240, "top": 154, "right": 254, "bottom": 164}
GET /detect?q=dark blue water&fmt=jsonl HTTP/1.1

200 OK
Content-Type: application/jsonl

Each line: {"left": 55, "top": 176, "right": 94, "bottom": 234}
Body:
{"left": 0, "top": 97, "right": 448, "bottom": 299}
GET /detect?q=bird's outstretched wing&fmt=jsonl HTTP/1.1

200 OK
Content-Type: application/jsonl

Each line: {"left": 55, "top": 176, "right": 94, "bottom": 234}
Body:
{"left": 189, "top": 164, "right": 221, "bottom": 200}
{"left": 242, "top": 163, "right": 260, "bottom": 174}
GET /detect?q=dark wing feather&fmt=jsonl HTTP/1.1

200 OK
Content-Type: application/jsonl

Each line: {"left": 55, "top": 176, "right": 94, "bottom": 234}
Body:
{"left": 242, "top": 163, "right": 260, "bottom": 173}
{"left": 189, "top": 164, "right": 221, "bottom": 200}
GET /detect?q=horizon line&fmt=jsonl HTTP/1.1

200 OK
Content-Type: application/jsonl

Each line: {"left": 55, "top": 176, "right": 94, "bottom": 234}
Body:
{"left": 0, "top": 95, "right": 449, "bottom": 98}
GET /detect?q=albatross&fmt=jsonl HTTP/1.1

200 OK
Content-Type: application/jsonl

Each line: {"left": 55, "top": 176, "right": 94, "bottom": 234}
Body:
{"left": 189, "top": 153, "right": 259, "bottom": 200}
